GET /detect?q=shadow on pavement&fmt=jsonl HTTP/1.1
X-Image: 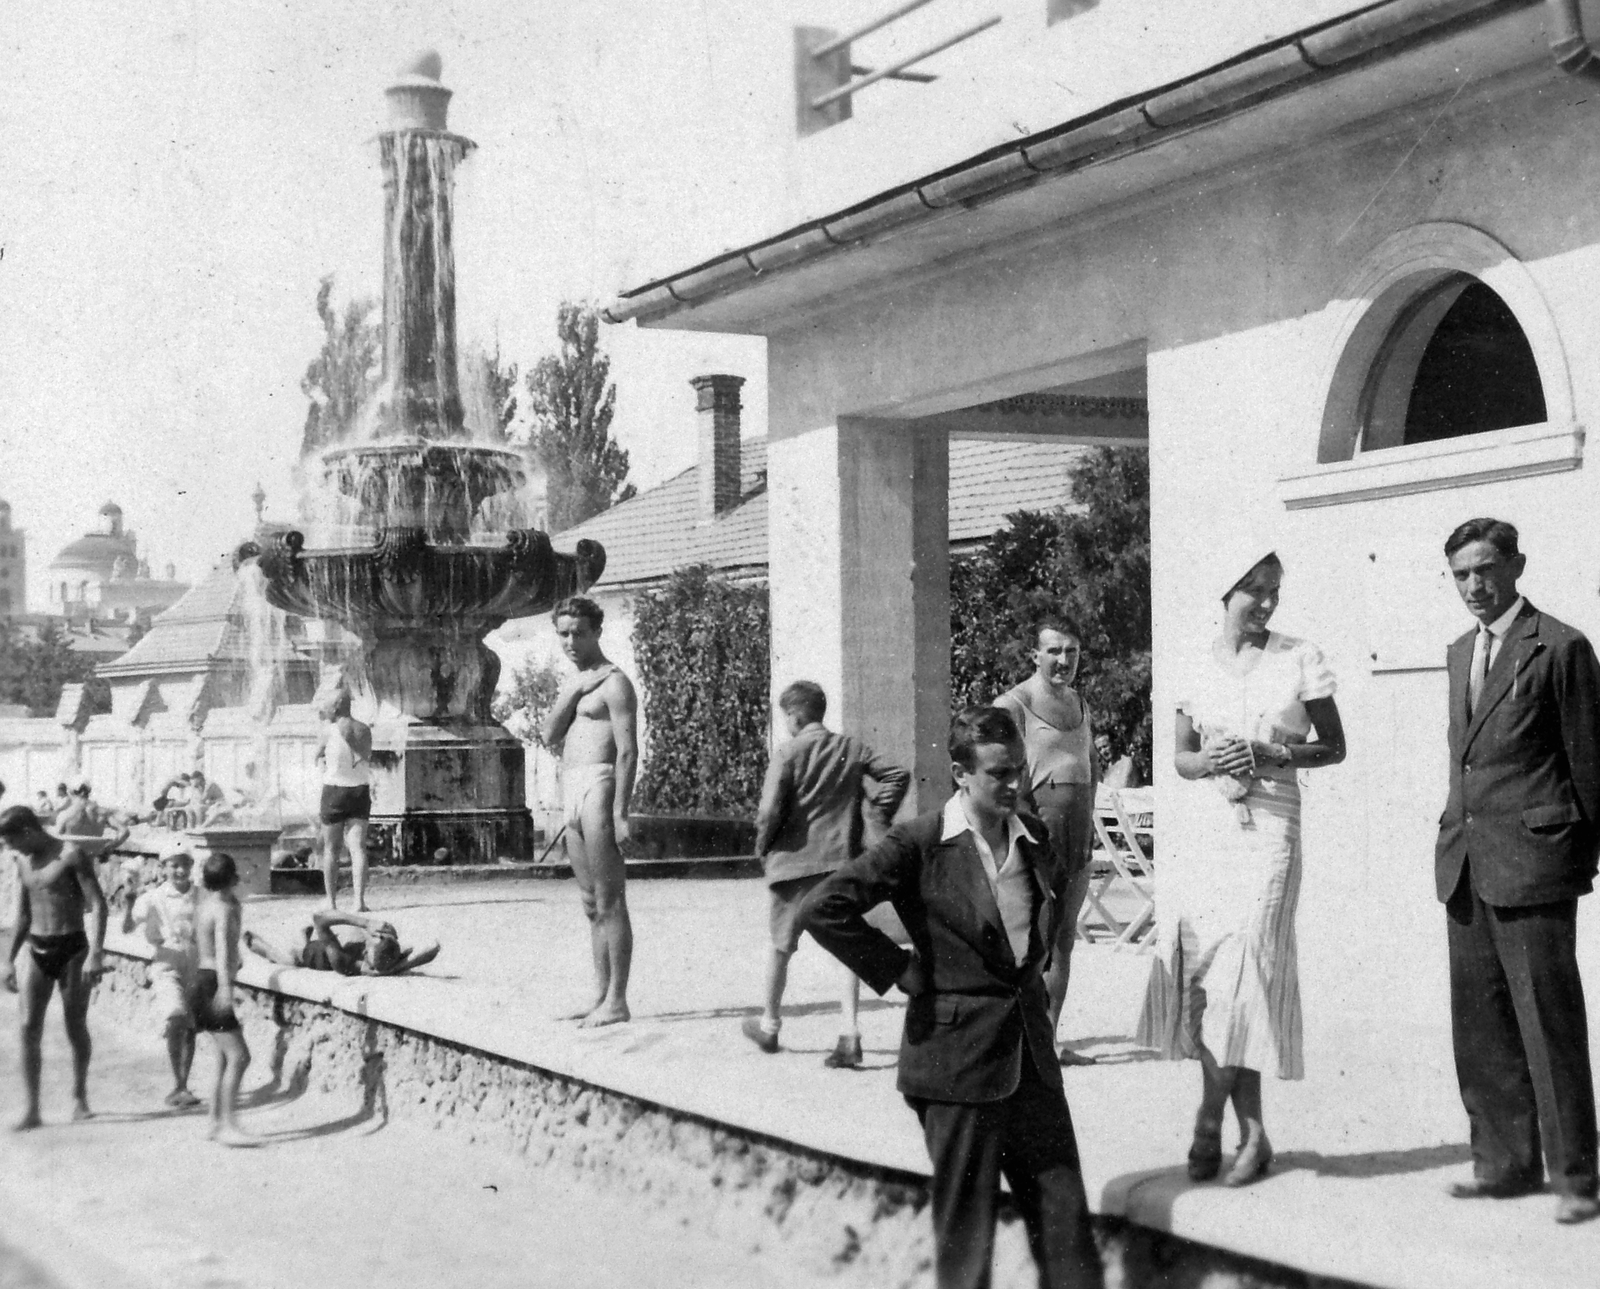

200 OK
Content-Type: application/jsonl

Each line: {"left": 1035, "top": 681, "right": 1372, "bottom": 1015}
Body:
{"left": 647, "top": 998, "right": 903, "bottom": 1024}
{"left": 1275, "top": 1141, "right": 1470, "bottom": 1178}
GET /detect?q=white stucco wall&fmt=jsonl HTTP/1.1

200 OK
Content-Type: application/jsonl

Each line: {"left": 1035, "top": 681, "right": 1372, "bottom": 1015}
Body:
{"left": 757, "top": 67, "right": 1600, "bottom": 1014}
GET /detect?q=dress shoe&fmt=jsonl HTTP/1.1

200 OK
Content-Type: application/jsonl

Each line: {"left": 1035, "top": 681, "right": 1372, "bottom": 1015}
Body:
{"left": 823, "top": 1034, "right": 863, "bottom": 1069}
{"left": 1057, "top": 1047, "right": 1098, "bottom": 1067}
{"left": 1223, "top": 1130, "right": 1273, "bottom": 1187}
{"left": 1187, "top": 1124, "right": 1223, "bottom": 1182}
{"left": 1446, "top": 1177, "right": 1543, "bottom": 1200}
{"left": 740, "top": 1017, "right": 779, "bottom": 1054}
{"left": 1556, "top": 1194, "right": 1600, "bottom": 1225}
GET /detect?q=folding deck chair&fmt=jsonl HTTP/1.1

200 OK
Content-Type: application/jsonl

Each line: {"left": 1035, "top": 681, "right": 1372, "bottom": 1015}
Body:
{"left": 1081, "top": 786, "right": 1156, "bottom": 947}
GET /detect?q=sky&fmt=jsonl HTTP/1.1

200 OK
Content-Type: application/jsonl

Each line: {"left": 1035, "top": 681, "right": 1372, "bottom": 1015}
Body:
{"left": 0, "top": 1, "right": 829, "bottom": 604}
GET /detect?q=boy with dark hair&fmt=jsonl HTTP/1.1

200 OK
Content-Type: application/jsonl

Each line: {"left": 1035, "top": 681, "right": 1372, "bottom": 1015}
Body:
{"left": 1, "top": 805, "right": 108, "bottom": 1129}
{"left": 193, "top": 853, "right": 254, "bottom": 1147}
{"left": 801, "top": 707, "right": 1102, "bottom": 1288}
{"left": 743, "top": 681, "right": 910, "bottom": 1067}
{"left": 544, "top": 594, "right": 638, "bottom": 1028}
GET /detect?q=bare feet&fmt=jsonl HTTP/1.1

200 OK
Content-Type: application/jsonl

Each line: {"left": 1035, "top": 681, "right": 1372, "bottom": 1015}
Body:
{"left": 71, "top": 1100, "right": 93, "bottom": 1122}
{"left": 578, "top": 1000, "right": 630, "bottom": 1028}
{"left": 166, "top": 1088, "right": 202, "bottom": 1110}
{"left": 561, "top": 997, "right": 607, "bottom": 1021}
{"left": 12, "top": 1110, "right": 41, "bottom": 1132}
{"left": 214, "top": 1126, "right": 259, "bottom": 1149}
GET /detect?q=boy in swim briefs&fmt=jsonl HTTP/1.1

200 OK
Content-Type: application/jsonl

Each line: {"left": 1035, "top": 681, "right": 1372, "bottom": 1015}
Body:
{"left": 193, "top": 853, "right": 254, "bottom": 1147}
{"left": 1, "top": 805, "right": 108, "bottom": 1130}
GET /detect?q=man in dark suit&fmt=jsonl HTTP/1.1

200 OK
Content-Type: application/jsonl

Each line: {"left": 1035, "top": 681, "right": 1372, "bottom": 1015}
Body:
{"left": 800, "top": 707, "right": 1103, "bottom": 1288}
{"left": 1438, "top": 518, "right": 1600, "bottom": 1224}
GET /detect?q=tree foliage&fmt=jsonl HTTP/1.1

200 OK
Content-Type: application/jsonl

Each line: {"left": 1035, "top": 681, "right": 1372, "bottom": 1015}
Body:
{"left": 950, "top": 447, "right": 1152, "bottom": 777}
{"left": 490, "top": 654, "right": 562, "bottom": 748}
{"left": 299, "top": 275, "right": 381, "bottom": 458}
{"left": 526, "top": 303, "right": 636, "bottom": 532}
{"left": 631, "top": 567, "right": 769, "bottom": 816}
{"left": 0, "top": 621, "right": 107, "bottom": 715}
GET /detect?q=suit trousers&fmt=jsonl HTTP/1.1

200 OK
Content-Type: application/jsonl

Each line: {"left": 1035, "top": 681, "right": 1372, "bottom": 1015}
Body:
{"left": 1447, "top": 867, "right": 1598, "bottom": 1196}
{"left": 910, "top": 1054, "right": 1103, "bottom": 1289}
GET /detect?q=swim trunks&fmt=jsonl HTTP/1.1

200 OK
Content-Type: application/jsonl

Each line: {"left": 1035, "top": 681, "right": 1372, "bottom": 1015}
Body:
{"left": 300, "top": 937, "right": 358, "bottom": 976}
{"left": 319, "top": 784, "right": 372, "bottom": 825}
{"left": 563, "top": 764, "right": 616, "bottom": 831}
{"left": 190, "top": 968, "right": 242, "bottom": 1033}
{"left": 29, "top": 930, "right": 88, "bottom": 982}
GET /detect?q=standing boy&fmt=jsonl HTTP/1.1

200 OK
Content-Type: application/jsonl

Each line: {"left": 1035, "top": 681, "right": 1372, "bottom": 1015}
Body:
{"left": 193, "top": 853, "right": 253, "bottom": 1147}
{"left": 801, "top": 708, "right": 1101, "bottom": 1289}
{"left": 121, "top": 845, "right": 201, "bottom": 1108}
{"left": 744, "top": 680, "right": 909, "bottom": 1067}
{"left": 542, "top": 596, "right": 638, "bottom": 1028}
{"left": 1, "top": 806, "right": 108, "bottom": 1129}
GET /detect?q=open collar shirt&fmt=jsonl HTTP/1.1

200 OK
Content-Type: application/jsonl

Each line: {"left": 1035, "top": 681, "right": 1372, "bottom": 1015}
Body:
{"left": 940, "top": 795, "right": 1037, "bottom": 964}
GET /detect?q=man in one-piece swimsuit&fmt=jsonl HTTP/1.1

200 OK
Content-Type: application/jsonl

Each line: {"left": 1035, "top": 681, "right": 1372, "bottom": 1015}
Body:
{"left": 1, "top": 806, "right": 108, "bottom": 1129}
{"left": 542, "top": 596, "right": 638, "bottom": 1028}
{"left": 995, "top": 620, "right": 1100, "bottom": 1066}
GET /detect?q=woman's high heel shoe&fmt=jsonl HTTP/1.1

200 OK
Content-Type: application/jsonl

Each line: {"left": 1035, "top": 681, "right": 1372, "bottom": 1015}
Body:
{"left": 1187, "top": 1125, "right": 1224, "bottom": 1181}
{"left": 1223, "top": 1130, "right": 1273, "bottom": 1187}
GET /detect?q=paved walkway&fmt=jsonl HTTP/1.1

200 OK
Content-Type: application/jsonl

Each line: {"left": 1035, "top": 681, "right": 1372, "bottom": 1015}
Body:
{"left": 0, "top": 992, "right": 812, "bottom": 1289}
{"left": 94, "top": 872, "right": 1600, "bottom": 1289}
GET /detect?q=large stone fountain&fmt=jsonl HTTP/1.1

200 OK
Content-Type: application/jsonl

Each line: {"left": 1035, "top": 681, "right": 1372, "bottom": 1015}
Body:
{"left": 238, "top": 53, "right": 604, "bottom": 865}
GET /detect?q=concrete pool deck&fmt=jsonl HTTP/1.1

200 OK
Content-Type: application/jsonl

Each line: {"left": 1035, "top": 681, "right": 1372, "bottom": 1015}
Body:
{"left": 91, "top": 872, "right": 1600, "bottom": 1288}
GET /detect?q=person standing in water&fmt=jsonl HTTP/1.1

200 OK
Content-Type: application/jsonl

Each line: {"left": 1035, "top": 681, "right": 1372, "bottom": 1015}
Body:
{"left": 542, "top": 597, "right": 638, "bottom": 1028}
{"left": 316, "top": 688, "right": 373, "bottom": 912}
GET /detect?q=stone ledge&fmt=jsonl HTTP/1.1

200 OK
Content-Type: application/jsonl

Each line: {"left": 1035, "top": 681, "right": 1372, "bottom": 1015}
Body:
{"left": 94, "top": 945, "right": 1367, "bottom": 1289}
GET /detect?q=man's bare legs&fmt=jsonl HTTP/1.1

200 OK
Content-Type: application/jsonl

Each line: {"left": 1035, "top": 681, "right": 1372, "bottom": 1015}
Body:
{"left": 345, "top": 821, "right": 369, "bottom": 912}
{"left": 567, "top": 785, "right": 631, "bottom": 1028}
{"left": 12, "top": 952, "right": 92, "bottom": 1130}
{"left": 206, "top": 1030, "right": 255, "bottom": 1147}
{"left": 319, "top": 821, "right": 342, "bottom": 910}
{"left": 320, "top": 820, "right": 369, "bottom": 912}
{"left": 760, "top": 947, "right": 792, "bottom": 1029}
{"left": 839, "top": 965, "right": 861, "bottom": 1034}
{"left": 242, "top": 929, "right": 301, "bottom": 968}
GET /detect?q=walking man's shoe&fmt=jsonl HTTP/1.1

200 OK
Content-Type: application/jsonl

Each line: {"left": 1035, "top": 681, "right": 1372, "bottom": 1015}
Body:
{"left": 1556, "top": 1194, "right": 1600, "bottom": 1225}
{"left": 823, "top": 1034, "right": 863, "bottom": 1069}
{"left": 741, "top": 1016, "right": 780, "bottom": 1054}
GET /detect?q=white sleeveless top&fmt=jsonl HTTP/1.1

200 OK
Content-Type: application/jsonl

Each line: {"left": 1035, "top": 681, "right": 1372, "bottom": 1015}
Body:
{"left": 323, "top": 722, "right": 369, "bottom": 787}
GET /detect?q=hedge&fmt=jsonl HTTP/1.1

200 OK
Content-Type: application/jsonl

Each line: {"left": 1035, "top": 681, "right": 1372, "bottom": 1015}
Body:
{"left": 630, "top": 566, "right": 770, "bottom": 816}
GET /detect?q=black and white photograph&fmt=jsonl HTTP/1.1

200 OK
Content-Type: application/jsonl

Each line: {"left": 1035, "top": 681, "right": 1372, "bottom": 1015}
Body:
{"left": 3, "top": 2, "right": 1600, "bottom": 1286}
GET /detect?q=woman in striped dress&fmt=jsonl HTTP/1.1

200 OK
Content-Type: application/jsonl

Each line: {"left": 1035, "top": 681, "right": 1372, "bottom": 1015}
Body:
{"left": 1137, "top": 551, "right": 1346, "bottom": 1186}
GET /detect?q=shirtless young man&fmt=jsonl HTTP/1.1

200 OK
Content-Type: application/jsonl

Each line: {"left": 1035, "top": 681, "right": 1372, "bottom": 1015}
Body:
{"left": 541, "top": 596, "right": 638, "bottom": 1028}
{"left": 244, "top": 909, "right": 439, "bottom": 977}
{"left": 0, "top": 806, "right": 109, "bottom": 1129}
{"left": 315, "top": 688, "right": 374, "bottom": 912}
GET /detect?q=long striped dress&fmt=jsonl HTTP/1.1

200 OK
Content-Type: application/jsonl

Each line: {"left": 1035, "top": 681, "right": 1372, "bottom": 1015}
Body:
{"left": 1136, "top": 632, "right": 1336, "bottom": 1080}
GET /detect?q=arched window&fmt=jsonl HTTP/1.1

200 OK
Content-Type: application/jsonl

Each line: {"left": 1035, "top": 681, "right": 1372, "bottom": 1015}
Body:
{"left": 1288, "top": 224, "right": 1579, "bottom": 509}
{"left": 1358, "top": 276, "right": 1545, "bottom": 453}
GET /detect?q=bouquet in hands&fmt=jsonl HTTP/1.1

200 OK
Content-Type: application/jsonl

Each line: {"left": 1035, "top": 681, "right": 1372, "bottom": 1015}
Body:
{"left": 1201, "top": 724, "right": 1258, "bottom": 825}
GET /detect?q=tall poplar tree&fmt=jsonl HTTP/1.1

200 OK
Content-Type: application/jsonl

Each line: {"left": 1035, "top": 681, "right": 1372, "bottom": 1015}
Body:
{"left": 525, "top": 303, "right": 635, "bottom": 531}
{"left": 299, "top": 275, "right": 382, "bottom": 458}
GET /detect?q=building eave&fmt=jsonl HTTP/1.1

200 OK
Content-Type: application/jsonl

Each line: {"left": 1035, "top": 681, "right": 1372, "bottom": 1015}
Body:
{"left": 605, "top": 0, "right": 1548, "bottom": 334}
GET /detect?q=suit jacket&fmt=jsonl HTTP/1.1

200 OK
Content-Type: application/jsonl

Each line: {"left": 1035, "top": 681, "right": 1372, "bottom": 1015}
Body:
{"left": 799, "top": 806, "right": 1062, "bottom": 1103}
{"left": 753, "top": 726, "right": 910, "bottom": 884}
{"left": 1436, "top": 601, "right": 1600, "bottom": 906}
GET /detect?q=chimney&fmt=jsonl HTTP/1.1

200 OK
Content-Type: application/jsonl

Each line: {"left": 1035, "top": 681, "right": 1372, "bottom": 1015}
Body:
{"left": 691, "top": 374, "right": 746, "bottom": 521}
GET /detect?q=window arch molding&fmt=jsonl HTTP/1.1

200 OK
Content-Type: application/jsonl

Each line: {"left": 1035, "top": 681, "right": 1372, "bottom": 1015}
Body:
{"left": 1282, "top": 222, "right": 1581, "bottom": 508}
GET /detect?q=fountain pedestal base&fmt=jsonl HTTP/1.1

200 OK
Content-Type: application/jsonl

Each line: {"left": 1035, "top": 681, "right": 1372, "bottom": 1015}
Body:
{"left": 366, "top": 721, "right": 533, "bottom": 865}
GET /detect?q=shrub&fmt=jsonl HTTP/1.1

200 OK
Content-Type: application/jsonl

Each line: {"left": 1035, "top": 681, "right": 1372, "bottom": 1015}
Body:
{"left": 630, "top": 566, "right": 770, "bottom": 816}
{"left": 490, "top": 656, "right": 563, "bottom": 747}
{"left": 950, "top": 447, "right": 1152, "bottom": 778}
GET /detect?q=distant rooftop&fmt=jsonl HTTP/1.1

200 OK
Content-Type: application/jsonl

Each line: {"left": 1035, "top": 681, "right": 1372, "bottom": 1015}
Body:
{"left": 555, "top": 437, "right": 1085, "bottom": 591}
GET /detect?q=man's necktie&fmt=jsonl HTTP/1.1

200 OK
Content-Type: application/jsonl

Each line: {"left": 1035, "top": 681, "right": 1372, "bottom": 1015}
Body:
{"left": 1468, "top": 626, "right": 1491, "bottom": 717}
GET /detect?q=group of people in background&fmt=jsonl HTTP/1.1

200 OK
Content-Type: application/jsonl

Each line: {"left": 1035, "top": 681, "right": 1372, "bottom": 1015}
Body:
{"left": 5, "top": 513, "right": 1598, "bottom": 1285}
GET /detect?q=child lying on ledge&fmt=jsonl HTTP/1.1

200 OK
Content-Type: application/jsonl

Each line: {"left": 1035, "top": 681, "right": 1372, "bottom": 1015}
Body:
{"left": 243, "top": 910, "right": 439, "bottom": 977}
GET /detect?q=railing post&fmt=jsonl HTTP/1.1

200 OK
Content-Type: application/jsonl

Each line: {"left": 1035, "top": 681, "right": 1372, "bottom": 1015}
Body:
{"left": 795, "top": 26, "right": 852, "bottom": 137}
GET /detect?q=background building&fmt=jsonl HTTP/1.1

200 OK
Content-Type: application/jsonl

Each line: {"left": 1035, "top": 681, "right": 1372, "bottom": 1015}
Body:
{"left": 0, "top": 500, "right": 25, "bottom": 619}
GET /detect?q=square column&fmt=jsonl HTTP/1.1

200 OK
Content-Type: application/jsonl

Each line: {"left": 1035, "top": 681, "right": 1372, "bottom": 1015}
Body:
{"left": 769, "top": 419, "right": 950, "bottom": 814}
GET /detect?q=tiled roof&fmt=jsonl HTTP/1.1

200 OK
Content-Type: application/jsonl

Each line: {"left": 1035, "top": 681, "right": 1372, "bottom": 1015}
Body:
{"left": 556, "top": 438, "right": 1085, "bottom": 589}
{"left": 98, "top": 559, "right": 306, "bottom": 677}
